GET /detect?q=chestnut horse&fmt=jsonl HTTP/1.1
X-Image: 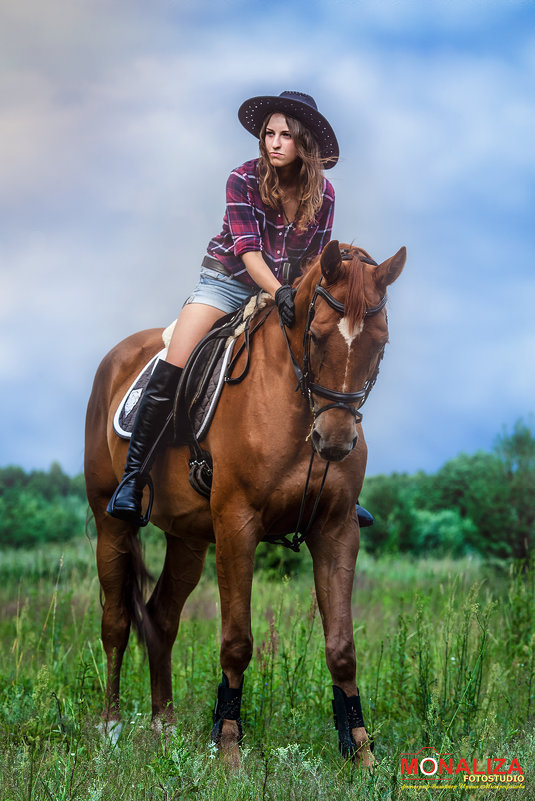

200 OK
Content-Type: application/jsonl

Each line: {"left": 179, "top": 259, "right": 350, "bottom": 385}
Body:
{"left": 84, "top": 240, "right": 405, "bottom": 765}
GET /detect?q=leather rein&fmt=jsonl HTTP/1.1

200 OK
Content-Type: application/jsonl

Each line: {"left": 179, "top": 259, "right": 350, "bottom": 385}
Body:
{"left": 270, "top": 251, "right": 387, "bottom": 552}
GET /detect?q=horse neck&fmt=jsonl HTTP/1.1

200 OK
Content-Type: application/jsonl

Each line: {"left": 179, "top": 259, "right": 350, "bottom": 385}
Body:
{"left": 242, "top": 295, "right": 308, "bottom": 405}
{"left": 234, "top": 264, "right": 321, "bottom": 393}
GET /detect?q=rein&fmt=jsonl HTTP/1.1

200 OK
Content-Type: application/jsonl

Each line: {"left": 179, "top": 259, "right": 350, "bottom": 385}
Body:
{"left": 263, "top": 449, "right": 330, "bottom": 552}
{"left": 270, "top": 252, "right": 387, "bottom": 552}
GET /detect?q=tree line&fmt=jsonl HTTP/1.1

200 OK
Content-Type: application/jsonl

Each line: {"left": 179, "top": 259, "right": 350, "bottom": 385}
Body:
{"left": 0, "top": 463, "right": 87, "bottom": 548}
{"left": 0, "top": 419, "right": 533, "bottom": 558}
{"left": 360, "top": 418, "right": 534, "bottom": 560}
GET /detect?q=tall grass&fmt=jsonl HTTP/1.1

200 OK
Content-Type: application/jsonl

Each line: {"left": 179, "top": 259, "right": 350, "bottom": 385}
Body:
{"left": 1, "top": 539, "right": 534, "bottom": 800}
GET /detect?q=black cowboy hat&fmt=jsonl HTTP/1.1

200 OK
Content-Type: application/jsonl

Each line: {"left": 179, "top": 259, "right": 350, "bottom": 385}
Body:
{"left": 238, "top": 90, "right": 339, "bottom": 169}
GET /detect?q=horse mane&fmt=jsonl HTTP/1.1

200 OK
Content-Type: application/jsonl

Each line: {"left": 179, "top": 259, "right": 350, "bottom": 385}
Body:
{"left": 343, "top": 254, "right": 367, "bottom": 334}
{"left": 296, "top": 246, "right": 371, "bottom": 334}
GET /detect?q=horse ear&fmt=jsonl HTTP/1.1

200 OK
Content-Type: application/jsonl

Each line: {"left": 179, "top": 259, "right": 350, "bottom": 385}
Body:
{"left": 375, "top": 246, "right": 406, "bottom": 292}
{"left": 320, "top": 240, "right": 342, "bottom": 283}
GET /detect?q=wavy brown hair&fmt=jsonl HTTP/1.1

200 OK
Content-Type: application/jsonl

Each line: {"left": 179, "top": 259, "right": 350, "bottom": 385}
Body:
{"left": 257, "top": 114, "right": 325, "bottom": 232}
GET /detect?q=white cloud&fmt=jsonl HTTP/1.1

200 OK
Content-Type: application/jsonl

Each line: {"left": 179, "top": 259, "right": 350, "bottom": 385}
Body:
{"left": 0, "top": 0, "right": 533, "bottom": 474}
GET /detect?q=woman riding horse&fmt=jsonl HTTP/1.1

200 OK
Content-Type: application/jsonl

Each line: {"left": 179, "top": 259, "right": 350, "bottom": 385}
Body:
{"left": 107, "top": 90, "right": 373, "bottom": 528}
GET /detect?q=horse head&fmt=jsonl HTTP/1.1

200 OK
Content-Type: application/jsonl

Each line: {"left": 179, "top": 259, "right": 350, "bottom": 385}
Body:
{"left": 299, "top": 239, "right": 406, "bottom": 462}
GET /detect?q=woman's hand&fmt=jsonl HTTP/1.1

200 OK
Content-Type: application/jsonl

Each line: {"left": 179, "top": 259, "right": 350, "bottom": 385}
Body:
{"left": 275, "top": 285, "right": 296, "bottom": 328}
{"left": 240, "top": 251, "right": 296, "bottom": 326}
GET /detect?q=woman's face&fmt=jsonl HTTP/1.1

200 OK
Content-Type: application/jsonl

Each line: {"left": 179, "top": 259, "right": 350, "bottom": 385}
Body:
{"left": 264, "top": 113, "right": 298, "bottom": 168}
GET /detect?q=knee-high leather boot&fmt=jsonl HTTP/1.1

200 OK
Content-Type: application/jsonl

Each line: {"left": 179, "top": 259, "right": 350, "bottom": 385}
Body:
{"left": 106, "top": 359, "right": 182, "bottom": 526}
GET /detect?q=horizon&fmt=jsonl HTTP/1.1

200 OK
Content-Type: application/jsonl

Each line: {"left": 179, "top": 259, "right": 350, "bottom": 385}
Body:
{"left": 1, "top": 414, "right": 530, "bottom": 479}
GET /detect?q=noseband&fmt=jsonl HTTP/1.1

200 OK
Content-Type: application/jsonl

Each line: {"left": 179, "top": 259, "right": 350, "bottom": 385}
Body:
{"left": 280, "top": 253, "right": 387, "bottom": 425}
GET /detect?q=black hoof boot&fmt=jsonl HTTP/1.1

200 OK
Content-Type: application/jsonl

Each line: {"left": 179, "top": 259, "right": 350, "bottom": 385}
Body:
{"left": 332, "top": 685, "right": 374, "bottom": 758}
{"left": 356, "top": 503, "right": 374, "bottom": 528}
{"left": 106, "top": 360, "right": 182, "bottom": 526}
{"left": 210, "top": 672, "right": 243, "bottom": 744}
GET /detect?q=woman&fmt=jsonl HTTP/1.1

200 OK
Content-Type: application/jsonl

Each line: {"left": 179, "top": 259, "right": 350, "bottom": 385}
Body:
{"left": 107, "top": 90, "right": 341, "bottom": 525}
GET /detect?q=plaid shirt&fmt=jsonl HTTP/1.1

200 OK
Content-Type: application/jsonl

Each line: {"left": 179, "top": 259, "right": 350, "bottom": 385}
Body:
{"left": 207, "top": 159, "right": 335, "bottom": 287}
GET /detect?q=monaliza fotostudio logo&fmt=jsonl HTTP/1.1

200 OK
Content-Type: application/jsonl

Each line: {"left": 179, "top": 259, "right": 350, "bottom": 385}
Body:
{"left": 399, "top": 747, "right": 525, "bottom": 788}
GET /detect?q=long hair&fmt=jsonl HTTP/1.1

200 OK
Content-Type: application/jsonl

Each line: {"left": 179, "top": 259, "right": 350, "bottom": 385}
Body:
{"left": 257, "top": 114, "right": 325, "bottom": 231}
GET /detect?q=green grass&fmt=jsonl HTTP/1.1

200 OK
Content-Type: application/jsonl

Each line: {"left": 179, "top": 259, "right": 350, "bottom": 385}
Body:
{"left": 1, "top": 536, "right": 534, "bottom": 800}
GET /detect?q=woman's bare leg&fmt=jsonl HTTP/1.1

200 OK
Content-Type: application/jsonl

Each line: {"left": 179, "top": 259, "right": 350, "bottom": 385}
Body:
{"left": 166, "top": 303, "right": 227, "bottom": 367}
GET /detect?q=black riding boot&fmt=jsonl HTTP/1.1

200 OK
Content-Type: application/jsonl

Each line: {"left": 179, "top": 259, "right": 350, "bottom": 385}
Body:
{"left": 106, "top": 360, "right": 182, "bottom": 526}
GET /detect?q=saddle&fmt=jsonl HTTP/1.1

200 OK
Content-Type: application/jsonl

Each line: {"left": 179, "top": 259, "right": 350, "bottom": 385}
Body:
{"left": 113, "top": 292, "right": 273, "bottom": 498}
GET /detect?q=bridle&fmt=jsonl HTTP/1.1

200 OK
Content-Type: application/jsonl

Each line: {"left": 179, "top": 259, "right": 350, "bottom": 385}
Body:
{"left": 280, "top": 251, "right": 387, "bottom": 427}
{"left": 269, "top": 251, "right": 388, "bottom": 552}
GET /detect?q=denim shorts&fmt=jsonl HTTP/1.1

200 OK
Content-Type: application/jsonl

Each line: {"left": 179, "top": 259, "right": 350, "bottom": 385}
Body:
{"left": 184, "top": 266, "right": 255, "bottom": 314}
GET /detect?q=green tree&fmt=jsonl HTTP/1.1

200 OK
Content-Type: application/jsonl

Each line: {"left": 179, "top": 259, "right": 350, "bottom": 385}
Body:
{"left": 414, "top": 508, "right": 477, "bottom": 558}
{"left": 360, "top": 473, "right": 425, "bottom": 554}
{"left": 0, "top": 464, "right": 87, "bottom": 548}
{"left": 422, "top": 451, "right": 512, "bottom": 557}
{"left": 0, "top": 465, "right": 27, "bottom": 492}
{"left": 26, "top": 461, "right": 71, "bottom": 500}
{"left": 0, "top": 489, "right": 86, "bottom": 547}
{"left": 494, "top": 418, "right": 535, "bottom": 560}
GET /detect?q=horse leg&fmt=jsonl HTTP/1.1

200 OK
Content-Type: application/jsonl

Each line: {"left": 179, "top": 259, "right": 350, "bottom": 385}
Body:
{"left": 145, "top": 533, "right": 209, "bottom": 726}
{"left": 307, "top": 519, "right": 374, "bottom": 766}
{"left": 94, "top": 511, "right": 140, "bottom": 735}
{"left": 211, "top": 521, "right": 257, "bottom": 767}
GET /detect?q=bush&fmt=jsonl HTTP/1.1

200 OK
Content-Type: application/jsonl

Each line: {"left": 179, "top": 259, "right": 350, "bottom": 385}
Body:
{"left": 0, "top": 464, "right": 87, "bottom": 548}
{"left": 0, "top": 490, "right": 86, "bottom": 548}
{"left": 414, "top": 508, "right": 477, "bottom": 558}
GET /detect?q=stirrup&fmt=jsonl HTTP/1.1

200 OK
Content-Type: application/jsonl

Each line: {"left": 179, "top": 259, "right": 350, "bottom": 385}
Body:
{"left": 210, "top": 672, "right": 243, "bottom": 744}
{"left": 332, "top": 685, "right": 374, "bottom": 758}
{"left": 107, "top": 471, "right": 154, "bottom": 527}
{"left": 188, "top": 450, "right": 213, "bottom": 500}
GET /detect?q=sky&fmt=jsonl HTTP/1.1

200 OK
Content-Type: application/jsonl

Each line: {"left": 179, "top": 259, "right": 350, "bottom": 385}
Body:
{"left": 1, "top": 0, "right": 534, "bottom": 478}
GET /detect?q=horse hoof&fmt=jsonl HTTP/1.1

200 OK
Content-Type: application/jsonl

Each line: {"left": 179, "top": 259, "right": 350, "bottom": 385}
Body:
{"left": 221, "top": 745, "right": 241, "bottom": 770}
{"left": 97, "top": 719, "right": 123, "bottom": 746}
{"left": 151, "top": 716, "right": 177, "bottom": 738}
{"left": 216, "top": 720, "right": 242, "bottom": 770}
{"left": 352, "top": 727, "right": 376, "bottom": 769}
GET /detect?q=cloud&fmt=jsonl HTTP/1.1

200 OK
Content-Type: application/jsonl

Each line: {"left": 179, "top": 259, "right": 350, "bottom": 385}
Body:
{"left": 1, "top": 0, "right": 533, "bottom": 475}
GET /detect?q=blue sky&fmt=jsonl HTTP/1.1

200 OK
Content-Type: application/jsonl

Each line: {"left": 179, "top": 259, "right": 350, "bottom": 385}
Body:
{"left": 1, "top": 0, "right": 534, "bottom": 477}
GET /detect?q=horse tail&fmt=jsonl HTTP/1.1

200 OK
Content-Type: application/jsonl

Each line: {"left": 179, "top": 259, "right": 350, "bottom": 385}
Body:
{"left": 85, "top": 504, "right": 96, "bottom": 542}
{"left": 85, "top": 505, "right": 152, "bottom": 645}
{"left": 125, "top": 529, "right": 155, "bottom": 648}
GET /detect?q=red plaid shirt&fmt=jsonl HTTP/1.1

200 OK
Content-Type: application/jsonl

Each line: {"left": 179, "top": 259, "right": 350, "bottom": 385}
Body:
{"left": 207, "top": 159, "right": 335, "bottom": 287}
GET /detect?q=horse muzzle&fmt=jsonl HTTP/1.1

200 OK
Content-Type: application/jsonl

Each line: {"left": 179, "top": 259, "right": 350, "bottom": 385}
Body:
{"left": 310, "top": 420, "right": 359, "bottom": 462}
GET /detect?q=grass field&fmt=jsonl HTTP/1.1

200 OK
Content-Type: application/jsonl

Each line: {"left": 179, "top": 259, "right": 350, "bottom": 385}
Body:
{"left": 1, "top": 533, "right": 534, "bottom": 800}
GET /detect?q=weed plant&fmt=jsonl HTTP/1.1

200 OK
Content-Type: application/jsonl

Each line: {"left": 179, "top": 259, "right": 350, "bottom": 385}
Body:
{"left": 1, "top": 539, "right": 534, "bottom": 800}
